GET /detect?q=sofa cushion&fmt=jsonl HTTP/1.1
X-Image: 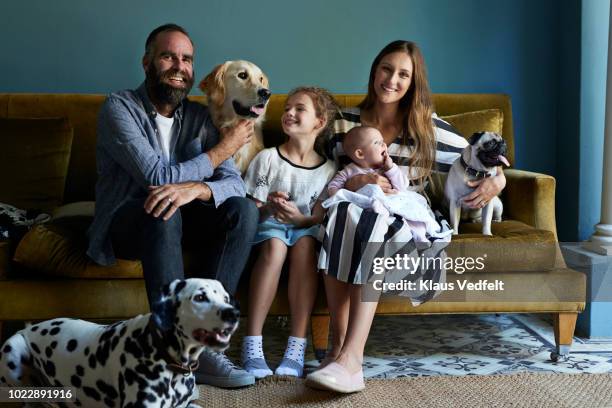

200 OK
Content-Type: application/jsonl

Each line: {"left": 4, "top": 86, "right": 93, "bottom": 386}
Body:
{"left": 440, "top": 108, "right": 504, "bottom": 141}
{"left": 0, "top": 118, "right": 73, "bottom": 212}
{"left": 13, "top": 202, "right": 143, "bottom": 278}
{"left": 446, "top": 220, "right": 558, "bottom": 274}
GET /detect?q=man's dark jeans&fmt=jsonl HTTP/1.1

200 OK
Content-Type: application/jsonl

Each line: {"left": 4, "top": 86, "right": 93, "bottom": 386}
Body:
{"left": 109, "top": 196, "right": 258, "bottom": 306}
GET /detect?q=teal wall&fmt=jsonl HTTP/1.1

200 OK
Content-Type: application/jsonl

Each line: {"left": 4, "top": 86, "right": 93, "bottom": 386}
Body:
{"left": 0, "top": 0, "right": 607, "bottom": 241}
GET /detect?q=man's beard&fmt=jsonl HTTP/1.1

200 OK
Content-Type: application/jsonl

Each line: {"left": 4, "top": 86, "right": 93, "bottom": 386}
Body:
{"left": 145, "top": 63, "right": 194, "bottom": 107}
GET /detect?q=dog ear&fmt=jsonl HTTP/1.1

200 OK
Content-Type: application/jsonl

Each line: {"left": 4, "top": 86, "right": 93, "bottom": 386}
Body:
{"left": 261, "top": 72, "right": 270, "bottom": 88}
{"left": 152, "top": 279, "right": 185, "bottom": 332}
{"left": 468, "top": 132, "right": 485, "bottom": 146}
{"left": 200, "top": 62, "right": 228, "bottom": 107}
{"left": 151, "top": 298, "right": 176, "bottom": 332}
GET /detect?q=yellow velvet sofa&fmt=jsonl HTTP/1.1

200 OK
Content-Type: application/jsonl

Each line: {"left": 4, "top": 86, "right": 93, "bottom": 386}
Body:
{"left": 0, "top": 93, "right": 585, "bottom": 362}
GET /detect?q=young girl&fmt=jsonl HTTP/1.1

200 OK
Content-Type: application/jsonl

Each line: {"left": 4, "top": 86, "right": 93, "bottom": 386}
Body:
{"left": 242, "top": 87, "right": 338, "bottom": 378}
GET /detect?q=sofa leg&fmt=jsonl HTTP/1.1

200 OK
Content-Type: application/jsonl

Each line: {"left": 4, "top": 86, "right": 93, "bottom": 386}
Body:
{"left": 550, "top": 312, "right": 577, "bottom": 362}
{"left": 311, "top": 314, "right": 330, "bottom": 361}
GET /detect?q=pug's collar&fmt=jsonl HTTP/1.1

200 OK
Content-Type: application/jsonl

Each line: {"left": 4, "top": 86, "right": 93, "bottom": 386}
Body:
{"left": 460, "top": 156, "right": 492, "bottom": 179}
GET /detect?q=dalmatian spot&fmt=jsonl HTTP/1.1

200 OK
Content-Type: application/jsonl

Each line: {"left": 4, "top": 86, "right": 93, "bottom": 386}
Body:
{"left": 20, "top": 355, "right": 31, "bottom": 365}
{"left": 30, "top": 325, "right": 39, "bottom": 332}
{"left": 45, "top": 346, "right": 53, "bottom": 358}
{"left": 135, "top": 363, "right": 163, "bottom": 381}
{"left": 49, "top": 327, "right": 61, "bottom": 336}
{"left": 88, "top": 354, "right": 97, "bottom": 369}
{"left": 2, "top": 345, "right": 11, "bottom": 353}
{"left": 96, "top": 379, "right": 118, "bottom": 399}
{"left": 151, "top": 381, "right": 169, "bottom": 399}
{"left": 50, "top": 320, "right": 64, "bottom": 326}
{"left": 95, "top": 341, "right": 111, "bottom": 366}
{"left": 31, "top": 343, "right": 40, "bottom": 354}
{"left": 43, "top": 360, "right": 56, "bottom": 377}
{"left": 103, "top": 397, "right": 114, "bottom": 407}
{"left": 124, "top": 338, "right": 142, "bottom": 359}
{"left": 100, "top": 327, "right": 116, "bottom": 343}
{"left": 76, "top": 365, "right": 85, "bottom": 377}
{"left": 67, "top": 339, "right": 78, "bottom": 352}
{"left": 83, "top": 386, "right": 101, "bottom": 401}
{"left": 119, "top": 326, "right": 127, "bottom": 337}
{"left": 7, "top": 361, "right": 16, "bottom": 370}
{"left": 137, "top": 391, "right": 156, "bottom": 403}
{"left": 50, "top": 341, "right": 58, "bottom": 349}
{"left": 41, "top": 329, "right": 48, "bottom": 336}
{"left": 84, "top": 347, "right": 90, "bottom": 356}
{"left": 120, "top": 354, "right": 126, "bottom": 366}
{"left": 110, "top": 336, "right": 120, "bottom": 351}
{"left": 71, "top": 375, "right": 81, "bottom": 388}
{"left": 1, "top": 376, "right": 6, "bottom": 383}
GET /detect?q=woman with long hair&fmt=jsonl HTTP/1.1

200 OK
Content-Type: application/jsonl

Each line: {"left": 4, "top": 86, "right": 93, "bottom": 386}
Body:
{"left": 305, "top": 40, "right": 506, "bottom": 393}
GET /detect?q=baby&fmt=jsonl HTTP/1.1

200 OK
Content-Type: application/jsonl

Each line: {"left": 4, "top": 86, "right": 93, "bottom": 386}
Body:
{"left": 324, "top": 126, "right": 451, "bottom": 243}
{"left": 327, "top": 126, "right": 407, "bottom": 196}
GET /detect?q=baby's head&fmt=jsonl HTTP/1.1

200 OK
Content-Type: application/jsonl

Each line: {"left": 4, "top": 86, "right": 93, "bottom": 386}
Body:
{"left": 343, "top": 126, "right": 387, "bottom": 169}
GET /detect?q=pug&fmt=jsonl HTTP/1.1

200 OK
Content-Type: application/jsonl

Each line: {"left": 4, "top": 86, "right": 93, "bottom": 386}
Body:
{"left": 444, "top": 131, "right": 510, "bottom": 236}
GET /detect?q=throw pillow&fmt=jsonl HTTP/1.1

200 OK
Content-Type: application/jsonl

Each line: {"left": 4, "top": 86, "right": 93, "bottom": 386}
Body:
{"left": 440, "top": 109, "right": 504, "bottom": 139}
{"left": 0, "top": 117, "right": 73, "bottom": 212}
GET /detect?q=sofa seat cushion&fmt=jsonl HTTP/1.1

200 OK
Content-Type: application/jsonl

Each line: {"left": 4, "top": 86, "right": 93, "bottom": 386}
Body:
{"left": 0, "top": 117, "right": 73, "bottom": 212}
{"left": 446, "top": 220, "right": 558, "bottom": 273}
{"left": 13, "top": 202, "right": 143, "bottom": 278}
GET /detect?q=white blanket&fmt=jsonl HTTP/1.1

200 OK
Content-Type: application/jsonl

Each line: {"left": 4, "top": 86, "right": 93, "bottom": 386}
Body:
{"left": 322, "top": 184, "right": 452, "bottom": 241}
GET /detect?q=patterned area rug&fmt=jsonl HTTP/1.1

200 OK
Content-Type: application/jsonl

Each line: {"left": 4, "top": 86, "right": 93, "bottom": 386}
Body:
{"left": 197, "top": 373, "right": 612, "bottom": 408}
{"left": 223, "top": 314, "right": 612, "bottom": 378}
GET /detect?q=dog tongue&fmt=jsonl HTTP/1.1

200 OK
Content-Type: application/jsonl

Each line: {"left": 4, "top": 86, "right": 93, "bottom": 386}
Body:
{"left": 250, "top": 106, "right": 264, "bottom": 116}
{"left": 498, "top": 155, "right": 510, "bottom": 167}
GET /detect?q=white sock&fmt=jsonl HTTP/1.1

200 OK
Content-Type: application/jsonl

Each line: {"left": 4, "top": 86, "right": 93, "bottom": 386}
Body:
{"left": 275, "top": 336, "right": 306, "bottom": 377}
{"left": 241, "top": 335, "right": 272, "bottom": 379}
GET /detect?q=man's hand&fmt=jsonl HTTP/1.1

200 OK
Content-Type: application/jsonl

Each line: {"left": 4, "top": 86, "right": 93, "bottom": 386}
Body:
{"left": 463, "top": 168, "right": 506, "bottom": 209}
{"left": 207, "top": 120, "right": 255, "bottom": 168}
{"left": 145, "top": 182, "right": 212, "bottom": 221}
{"left": 345, "top": 173, "right": 396, "bottom": 194}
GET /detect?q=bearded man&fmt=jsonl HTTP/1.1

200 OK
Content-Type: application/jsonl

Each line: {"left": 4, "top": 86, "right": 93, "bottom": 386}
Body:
{"left": 87, "top": 24, "right": 258, "bottom": 388}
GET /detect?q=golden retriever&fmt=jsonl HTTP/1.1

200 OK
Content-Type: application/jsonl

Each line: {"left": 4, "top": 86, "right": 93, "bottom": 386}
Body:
{"left": 199, "top": 60, "right": 270, "bottom": 173}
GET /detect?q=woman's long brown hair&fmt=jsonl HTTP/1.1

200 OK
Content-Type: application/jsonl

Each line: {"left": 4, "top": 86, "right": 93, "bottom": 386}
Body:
{"left": 358, "top": 40, "right": 436, "bottom": 189}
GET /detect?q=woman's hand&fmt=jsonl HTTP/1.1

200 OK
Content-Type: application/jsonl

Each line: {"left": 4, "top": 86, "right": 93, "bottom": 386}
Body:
{"left": 345, "top": 173, "right": 395, "bottom": 193}
{"left": 463, "top": 168, "right": 506, "bottom": 209}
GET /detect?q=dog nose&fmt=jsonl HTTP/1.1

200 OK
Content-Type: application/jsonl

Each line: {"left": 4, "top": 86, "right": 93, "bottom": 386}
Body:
{"left": 221, "top": 307, "right": 239, "bottom": 323}
{"left": 258, "top": 88, "right": 271, "bottom": 101}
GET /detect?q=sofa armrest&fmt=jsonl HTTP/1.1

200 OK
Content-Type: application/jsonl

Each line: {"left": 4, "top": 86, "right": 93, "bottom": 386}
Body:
{"left": 503, "top": 169, "right": 557, "bottom": 237}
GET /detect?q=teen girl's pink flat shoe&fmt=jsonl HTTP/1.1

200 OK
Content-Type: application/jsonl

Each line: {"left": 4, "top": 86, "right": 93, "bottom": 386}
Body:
{"left": 305, "top": 362, "right": 365, "bottom": 393}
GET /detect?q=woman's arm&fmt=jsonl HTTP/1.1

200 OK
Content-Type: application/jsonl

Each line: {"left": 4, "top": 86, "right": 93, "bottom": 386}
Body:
{"left": 463, "top": 167, "right": 506, "bottom": 209}
{"left": 345, "top": 173, "right": 395, "bottom": 193}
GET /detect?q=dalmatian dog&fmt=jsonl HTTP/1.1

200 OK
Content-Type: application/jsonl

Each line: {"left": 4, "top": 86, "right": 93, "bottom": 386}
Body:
{"left": 0, "top": 278, "right": 239, "bottom": 407}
